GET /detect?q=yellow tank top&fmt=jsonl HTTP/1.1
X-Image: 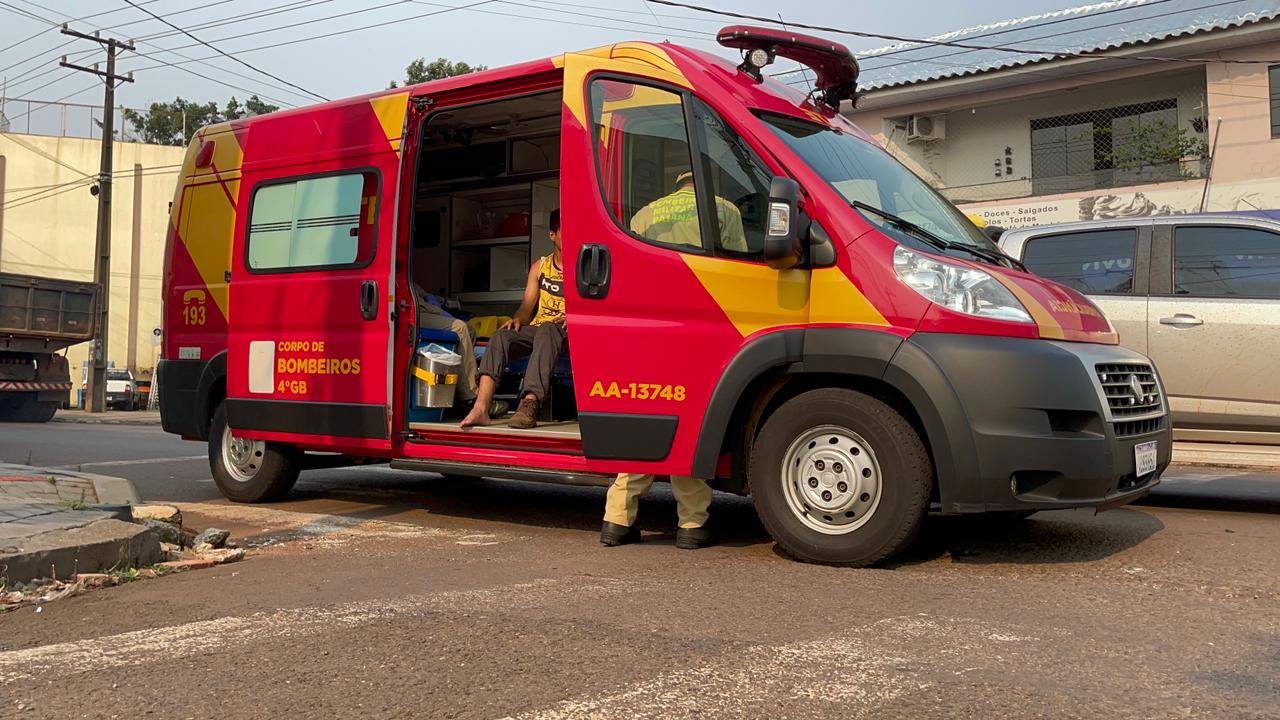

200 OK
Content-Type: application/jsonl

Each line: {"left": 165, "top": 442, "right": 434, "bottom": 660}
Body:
{"left": 530, "top": 254, "right": 565, "bottom": 326}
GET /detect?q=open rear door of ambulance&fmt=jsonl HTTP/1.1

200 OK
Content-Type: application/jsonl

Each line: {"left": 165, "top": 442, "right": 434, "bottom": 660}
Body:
{"left": 224, "top": 97, "right": 409, "bottom": 454}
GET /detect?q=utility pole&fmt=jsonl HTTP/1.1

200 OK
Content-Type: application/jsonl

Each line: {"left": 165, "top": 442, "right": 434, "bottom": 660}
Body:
{"left": 59, "top": 26, "right": 133, "bottom": 413}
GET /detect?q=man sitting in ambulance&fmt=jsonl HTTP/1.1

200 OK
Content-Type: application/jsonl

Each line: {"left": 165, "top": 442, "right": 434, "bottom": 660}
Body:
{"left": 460, "top": 209, "right": 565, "bottom": 430}
{"left": 630, "top": 170, "right": 748, "bottom": 251}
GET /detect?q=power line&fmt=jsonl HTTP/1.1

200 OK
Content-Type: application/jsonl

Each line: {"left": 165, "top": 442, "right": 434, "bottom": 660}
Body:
{"left": 646, "top": 0, "right": 1280, "bottom": 66}
{"left": 0, "top": 0, "right": 161, "bottom": 57}
{"left": 0, "top": 1, "right": 47, "bottom": 26}
{"left": 821, "top": 0, "right": 1244, "bottom": 79}
{"left": 120, "top": 0, "right": 328, "bottom": 102}
{"left": 859, "top": 0, "right": 1180, "bottom": 64}
{"left": 135, "top": 0, "right": 709, "bottom": 78}
{"left": 127, "top": 45, "right": 302, "bottom": 107}
{"left": 0, "top": 0, "right": 249, "bottom": 93}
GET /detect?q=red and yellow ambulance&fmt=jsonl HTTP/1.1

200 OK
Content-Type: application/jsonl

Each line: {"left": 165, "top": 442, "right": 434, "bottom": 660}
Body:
{"left": 159, "top": 27, "right": 1170, "bottom": 565}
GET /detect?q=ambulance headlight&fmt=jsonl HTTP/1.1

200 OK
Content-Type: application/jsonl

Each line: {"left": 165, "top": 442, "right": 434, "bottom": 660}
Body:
{"left": 893, "top": 246, "right": 1032, "bottom": 323}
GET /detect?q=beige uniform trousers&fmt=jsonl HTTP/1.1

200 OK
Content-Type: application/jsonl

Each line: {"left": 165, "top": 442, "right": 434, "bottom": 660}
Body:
{"left": 604, "top": 474, "right": 712, "bottom": 530}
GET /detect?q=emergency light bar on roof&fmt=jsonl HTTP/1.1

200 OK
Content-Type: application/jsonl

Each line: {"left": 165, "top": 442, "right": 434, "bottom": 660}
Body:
{"left": 717, "top": 25, "right": 860, "bottom": 111}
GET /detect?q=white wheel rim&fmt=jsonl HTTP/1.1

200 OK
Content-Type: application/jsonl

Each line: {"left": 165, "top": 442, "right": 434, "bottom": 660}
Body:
{"left": 221, "top": 423, "right": 265, "bottom": 483}
{"left": 780, "top": 424, "right": 883, "bottom": 535}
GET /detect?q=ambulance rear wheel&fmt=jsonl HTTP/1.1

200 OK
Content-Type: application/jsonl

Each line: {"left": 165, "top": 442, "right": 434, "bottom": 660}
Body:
{"left": 209, "top": 404, "right": 300, "bottom": 503}
{"left": 749, "top": 388, "right": 932, "bottom": 567}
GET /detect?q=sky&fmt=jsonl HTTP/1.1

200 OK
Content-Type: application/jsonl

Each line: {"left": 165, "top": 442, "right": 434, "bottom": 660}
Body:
{"left": 0, "top": 0, "right": 1091, "bottom": 116}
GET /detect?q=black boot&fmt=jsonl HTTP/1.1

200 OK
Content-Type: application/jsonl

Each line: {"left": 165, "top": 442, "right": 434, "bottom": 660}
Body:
{"left": 600, "top": 521, "right": 640, "bottom": 546}
{"left": 675, "top": 525, "right": 712, "bottom": 550}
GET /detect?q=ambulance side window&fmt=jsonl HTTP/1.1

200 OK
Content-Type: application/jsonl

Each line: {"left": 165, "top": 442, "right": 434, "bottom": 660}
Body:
{"left": 589, "top": 78, "right": 705, "bottom": 252}
{"left": 247, "top": 170, "right": 379, "bottom": 272}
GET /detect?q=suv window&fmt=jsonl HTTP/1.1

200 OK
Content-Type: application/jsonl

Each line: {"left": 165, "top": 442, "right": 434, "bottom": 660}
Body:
{"left": 1021, "top": 228, "right": 1138, "bottom": 295}
{"left": 1174, "top": 225, "right": 1280, "bottom": 298}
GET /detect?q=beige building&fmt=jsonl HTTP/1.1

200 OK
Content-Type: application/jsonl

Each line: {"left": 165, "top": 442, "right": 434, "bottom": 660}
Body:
{"left": 841, "top": 0, "right": 1280, "bottom": 229}
{"left": 0, "top": 131, "right": 185, "bottom": 401}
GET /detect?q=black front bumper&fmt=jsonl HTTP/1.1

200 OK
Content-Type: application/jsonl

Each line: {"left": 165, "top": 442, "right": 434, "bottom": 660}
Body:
{"left": 887, "top": 334, "right": 1172, "bottom": 514}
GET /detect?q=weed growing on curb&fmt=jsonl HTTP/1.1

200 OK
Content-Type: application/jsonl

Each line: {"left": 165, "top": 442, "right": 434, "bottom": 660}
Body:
{"left": 59, "top": 489, "right": 90, "bottom": 511}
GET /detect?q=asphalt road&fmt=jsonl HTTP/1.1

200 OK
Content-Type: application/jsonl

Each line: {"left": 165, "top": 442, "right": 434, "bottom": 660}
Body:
{"left": 2, "top": 422, "right": 1278, "bottom": 718}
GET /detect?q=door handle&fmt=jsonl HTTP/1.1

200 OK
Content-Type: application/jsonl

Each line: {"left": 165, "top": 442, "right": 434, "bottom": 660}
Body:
{"left": 1159, "top": 313, "right": 1203, "bottom": 328}
{"left": 576, "top": 244, "right": 611, "bottom": 299}
{"left": 360, "top": 280, "right": 378, "bottom": 321}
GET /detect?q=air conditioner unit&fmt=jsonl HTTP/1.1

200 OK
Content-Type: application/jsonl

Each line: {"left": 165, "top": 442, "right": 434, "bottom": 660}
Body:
{"left": 907, "top": 114, "right": 946, "bottom": 142}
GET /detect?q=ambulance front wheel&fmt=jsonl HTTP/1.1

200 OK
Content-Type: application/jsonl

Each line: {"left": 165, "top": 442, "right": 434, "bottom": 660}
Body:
{"left": 749, "top": 388, "right": 932, "bottom": 567}
{"left": 209, "top": 403, "right": 300, "bottom": 503}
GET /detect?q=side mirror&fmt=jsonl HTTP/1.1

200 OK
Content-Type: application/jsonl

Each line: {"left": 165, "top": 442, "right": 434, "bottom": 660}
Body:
{"left": 764, "top": 177, "right": 803, "bottom": 270}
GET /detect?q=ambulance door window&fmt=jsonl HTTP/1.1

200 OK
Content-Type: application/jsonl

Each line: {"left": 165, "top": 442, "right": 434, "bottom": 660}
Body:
{"left": 689, "top": 97, "right": 772, "bottom": 260}
{"left": 589, "top": 78, "right": 706, "bottom": 253}
{"left": 247, "top": 171, "right": 379, "bottom": 272}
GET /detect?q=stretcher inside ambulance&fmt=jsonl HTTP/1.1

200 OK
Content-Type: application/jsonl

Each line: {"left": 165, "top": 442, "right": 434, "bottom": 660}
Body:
{"left": 158, "top": 26, "right": 1171, "bottom": 566}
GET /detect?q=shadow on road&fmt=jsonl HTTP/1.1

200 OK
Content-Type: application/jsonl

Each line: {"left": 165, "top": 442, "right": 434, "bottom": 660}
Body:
{"left": 285, "top": 470, "right": 775, "bottom": 547}
{"left": 889, "top": 507, "right": 1165, "bottom": 567}
{"left": 273, "top": 468, "right": 1169, "bottom": 565}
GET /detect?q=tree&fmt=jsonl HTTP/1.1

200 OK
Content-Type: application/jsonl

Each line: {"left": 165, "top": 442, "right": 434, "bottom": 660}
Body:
{"left": 389, "top": 57, "right": 486, "bottom": 88}
{"left": 123, "top": 95, "right": 280, "bottom": 146}
{"left": 1101, "top": 120, "right": 1209, "bottom": 175}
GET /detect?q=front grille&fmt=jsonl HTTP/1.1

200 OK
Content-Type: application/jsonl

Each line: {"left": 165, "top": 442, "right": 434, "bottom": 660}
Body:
{"left": 1113, "top": 416, "right": 1164, "bottom": 438}
{"left": 1095, "top": 363, "right": 1163, "bottom": 419}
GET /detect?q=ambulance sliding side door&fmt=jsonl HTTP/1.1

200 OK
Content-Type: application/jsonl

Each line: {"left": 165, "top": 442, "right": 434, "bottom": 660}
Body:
{"left": 225, "top": 161, "right": 397, "bottom": 451}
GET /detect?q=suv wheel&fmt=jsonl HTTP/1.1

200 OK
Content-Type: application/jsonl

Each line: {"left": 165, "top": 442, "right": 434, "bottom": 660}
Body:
{"left": 749, "top": 388, "right": 932, "bottom": 567}
{"left": 208, "top": 403, "right": 300, "bottom": 502}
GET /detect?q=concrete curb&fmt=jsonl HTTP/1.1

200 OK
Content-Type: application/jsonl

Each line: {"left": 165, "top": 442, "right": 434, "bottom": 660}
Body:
{"left": 1172, "top": 442, "right": 1280, "bottom": 471}
{"left": 0, "top": 464, "right": 141, "bottom": 505}
{"left": 51, "top": 412, "right": 162, "bottom": 427}
{"left": 0, "top": 518, "right": 162, "bottom": 583}
{"left": 1, "top": 467, "right": 153, "bottom": 584}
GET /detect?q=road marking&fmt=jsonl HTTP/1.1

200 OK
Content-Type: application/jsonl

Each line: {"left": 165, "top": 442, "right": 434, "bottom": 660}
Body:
{"left": 0, "top": 578, "right": 635, "bottom": 684}
{"left": 504, "top": 616, "right": 1048, "bottom": 720}
{"left": 173, "top": 502, "right": 520, "bottom": 547}
{"left": 52, "top": 455, "right": 206, "bottom": 469}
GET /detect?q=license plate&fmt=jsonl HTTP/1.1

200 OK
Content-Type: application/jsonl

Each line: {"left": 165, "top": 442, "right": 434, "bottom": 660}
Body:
{"left": 1134, "top": 441, "right": 1158, "bottom": 476}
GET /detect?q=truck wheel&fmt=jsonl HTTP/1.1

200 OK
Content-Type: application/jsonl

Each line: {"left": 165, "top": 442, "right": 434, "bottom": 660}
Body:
{"left": 749, "top": 388, "right": 932, "bottom": 567}
{"left": 208, "top": 403, "right": 300, "bottom": 503}
{"left": 0, "top": 395, "right": 57, "bottom": 423}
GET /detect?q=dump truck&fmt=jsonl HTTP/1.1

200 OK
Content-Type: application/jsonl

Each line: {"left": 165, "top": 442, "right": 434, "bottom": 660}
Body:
{"left": 0, "top": 271, "right": 97, "bottom": 422}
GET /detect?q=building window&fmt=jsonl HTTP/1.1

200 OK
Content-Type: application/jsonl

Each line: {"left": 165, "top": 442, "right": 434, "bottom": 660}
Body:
{"left": 1022, "top": 228, "right": 1138, "bottom": 295}
{"left": 1271, "top": 65, "right": 1280, "bottom": 139}
{"left": 1030, "top": 99, "right": 1205, "bottom": 194}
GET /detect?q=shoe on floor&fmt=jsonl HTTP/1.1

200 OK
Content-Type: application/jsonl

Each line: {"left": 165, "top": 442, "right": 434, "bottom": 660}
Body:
{"left": 600, "top": 521, "right": 641, "bottom": 546}
{"left": 675, "top": 525, "right": 712, "bottom": 550}
{"left": 488, "top": 399, "right": 510, "bottom": 418}
{"left": 508, "top": 396, "right": 539, "bottom": 429}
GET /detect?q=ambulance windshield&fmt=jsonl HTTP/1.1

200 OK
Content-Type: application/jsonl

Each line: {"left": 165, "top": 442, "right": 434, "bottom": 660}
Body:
{"left": 760, "top": 114, "right": 994, "bottom": 250}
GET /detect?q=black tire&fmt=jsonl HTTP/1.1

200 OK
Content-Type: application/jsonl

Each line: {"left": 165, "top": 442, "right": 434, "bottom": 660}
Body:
{"left": 0, "top": 395, "right": 57, "bottom": 423}
{"left": 208, "top": 403, "right": 300, "bottom": 503}
{"left": 749, "top": 388, "right": 932, "bottom": 567}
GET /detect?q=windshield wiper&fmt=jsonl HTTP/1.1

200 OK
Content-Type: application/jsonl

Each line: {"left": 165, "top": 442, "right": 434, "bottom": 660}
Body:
{"left": 849, "top": 201, "right": 1026, "bottom": 271}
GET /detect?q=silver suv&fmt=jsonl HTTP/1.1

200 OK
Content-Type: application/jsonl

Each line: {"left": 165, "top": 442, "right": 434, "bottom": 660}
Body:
{"left": 1000, "top": 214, "right": 1280, "bottom": 444}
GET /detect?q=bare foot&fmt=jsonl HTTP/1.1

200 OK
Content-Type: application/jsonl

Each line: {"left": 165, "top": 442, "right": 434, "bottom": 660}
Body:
{"left": 459, "top": 404, "right": 491, "bottom": 428}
